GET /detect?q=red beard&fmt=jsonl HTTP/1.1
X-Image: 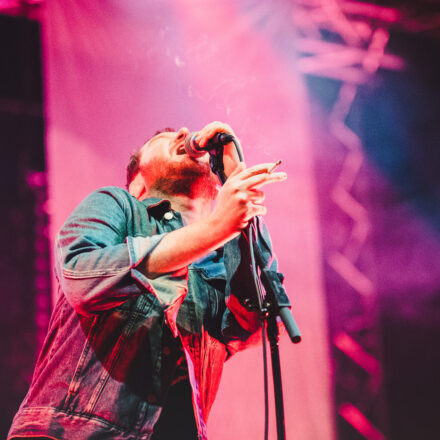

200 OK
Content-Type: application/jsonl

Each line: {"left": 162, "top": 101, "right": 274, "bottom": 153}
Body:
{"left": 143, "top": 155, "right": 218, "bottom": 199}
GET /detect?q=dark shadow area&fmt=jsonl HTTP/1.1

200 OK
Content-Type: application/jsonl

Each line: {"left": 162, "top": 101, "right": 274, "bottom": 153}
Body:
{"left": 151, "top": 379, "right": 198, "bottom": 440}
{"left": 0, "top": 13, "right": 49, "bottom": 438}
{"left": 348, "top": 32, "right": 440, "bottom": 233}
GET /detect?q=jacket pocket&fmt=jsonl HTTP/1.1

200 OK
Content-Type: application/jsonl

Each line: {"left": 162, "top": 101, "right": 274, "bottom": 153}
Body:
{"left": 62, "top": 293, "right": 163, "bottom": 431}
{"left": 61, "top": 294, "right": 152, "bottom": 416}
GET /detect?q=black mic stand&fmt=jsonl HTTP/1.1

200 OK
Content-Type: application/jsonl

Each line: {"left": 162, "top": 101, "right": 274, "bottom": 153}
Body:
{"left": 207, "top": 141, "right": 301, "bottom": 440}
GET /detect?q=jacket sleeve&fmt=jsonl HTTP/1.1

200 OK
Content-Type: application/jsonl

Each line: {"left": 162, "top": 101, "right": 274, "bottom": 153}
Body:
{"left": 221, "top": 216, "right": 284, "bottom": 356}
{"left": 54, "top": 187, "right": 187, "bottom": 323}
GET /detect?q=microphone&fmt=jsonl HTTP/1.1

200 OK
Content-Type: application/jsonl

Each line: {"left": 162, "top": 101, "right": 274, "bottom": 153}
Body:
{"left": 184, "top": 132, "right": 235, "bottom": 158}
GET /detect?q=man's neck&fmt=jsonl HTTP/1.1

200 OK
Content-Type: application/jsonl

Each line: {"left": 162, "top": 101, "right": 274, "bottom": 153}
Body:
{"left": 147, "top": 189, "right": 213, "bottom": 225}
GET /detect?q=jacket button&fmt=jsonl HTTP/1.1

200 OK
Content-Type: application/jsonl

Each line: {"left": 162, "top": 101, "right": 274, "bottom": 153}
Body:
{"left": 163, "top": 211, "right": 173, "bottom": 220}
{"left": 163, "top": 346, "right": 171, "bottom": 356}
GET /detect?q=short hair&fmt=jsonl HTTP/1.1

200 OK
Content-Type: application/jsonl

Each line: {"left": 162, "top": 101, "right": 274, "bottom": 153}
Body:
{"left": 126, "top": 127, "right": 176, "bottom": 189}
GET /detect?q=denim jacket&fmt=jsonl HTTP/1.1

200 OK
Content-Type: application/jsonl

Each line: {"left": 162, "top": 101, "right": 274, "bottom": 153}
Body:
{"left": 8, "top": 186, "right": 280, "bottom": 440}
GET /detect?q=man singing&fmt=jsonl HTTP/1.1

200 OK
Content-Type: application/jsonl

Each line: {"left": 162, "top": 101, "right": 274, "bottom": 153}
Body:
{"left": 8, "top": 121, "right": 287, "bottom": 439}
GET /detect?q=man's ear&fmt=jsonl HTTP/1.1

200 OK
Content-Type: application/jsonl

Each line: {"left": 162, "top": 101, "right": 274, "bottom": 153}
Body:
{"left": 128, "top": 173, "right": 147, "bottom": 200}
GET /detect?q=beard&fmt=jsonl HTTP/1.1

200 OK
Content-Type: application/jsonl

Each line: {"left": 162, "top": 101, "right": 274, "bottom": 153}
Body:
{"left": 145, "top": 156, "right": 218, "bottom": 199}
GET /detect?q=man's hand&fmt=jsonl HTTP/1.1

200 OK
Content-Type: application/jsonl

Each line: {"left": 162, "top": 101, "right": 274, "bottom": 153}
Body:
{"left": 195, "top": 121, "right": 242, "bottom": 178}
{"left": 208, "top": 162, "right": 287, "bottom": 239}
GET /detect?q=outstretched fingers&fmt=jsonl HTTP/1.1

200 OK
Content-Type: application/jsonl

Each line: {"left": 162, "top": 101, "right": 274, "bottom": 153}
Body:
{"left": 227, "top": 161, "right": 246, "bottom": 178}
{"left": 242, "top": 170, "right": 287, "bottom": 190}
{"left": 248, "top": 188, "right": 265, "bottom": 204}
{"left": 235, "top": 163, "right": 277, "bottom": 179}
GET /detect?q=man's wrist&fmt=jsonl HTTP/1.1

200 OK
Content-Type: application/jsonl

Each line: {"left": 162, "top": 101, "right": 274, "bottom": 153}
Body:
{"left": 203, "top": 214, "right": 236, "bottom": 248}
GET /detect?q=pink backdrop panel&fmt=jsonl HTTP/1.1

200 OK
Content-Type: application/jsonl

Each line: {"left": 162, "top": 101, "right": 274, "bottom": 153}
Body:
{"left": 43, "top": 1, "right": 334, "bottom": 438}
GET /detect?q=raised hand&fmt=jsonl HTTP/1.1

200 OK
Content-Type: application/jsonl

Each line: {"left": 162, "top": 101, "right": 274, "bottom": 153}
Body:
{"left": 195, "top": 121, "right": 242, "bottom": 178}
{"left": 209, "top": 162, "right": 287, "bottom": 238}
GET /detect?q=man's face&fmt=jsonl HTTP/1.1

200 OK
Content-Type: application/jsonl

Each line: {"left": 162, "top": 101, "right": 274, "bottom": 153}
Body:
{"left": 138, "top": 127, "right": 217, "bottom": 198}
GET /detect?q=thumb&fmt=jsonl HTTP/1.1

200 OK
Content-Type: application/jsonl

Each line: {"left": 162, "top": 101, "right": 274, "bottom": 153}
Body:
{"left": 228, "top": 161, "right": 246, "bottom": 178}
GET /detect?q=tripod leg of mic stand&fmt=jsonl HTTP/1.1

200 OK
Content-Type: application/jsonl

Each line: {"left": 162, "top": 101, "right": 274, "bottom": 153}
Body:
{"left": 267, "top": 315, "right": 286, "bottom": 440}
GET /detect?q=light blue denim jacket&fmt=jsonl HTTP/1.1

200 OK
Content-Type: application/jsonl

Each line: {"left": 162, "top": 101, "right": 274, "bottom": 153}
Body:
{"left": 8, "top": 186, "right": 281, "bottom": 440}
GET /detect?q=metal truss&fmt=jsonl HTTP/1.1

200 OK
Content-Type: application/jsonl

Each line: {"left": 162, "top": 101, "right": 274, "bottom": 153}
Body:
{"left": 26, "top": 171, "right": 51, "bottom": 351}
{"left": 291, "top": 1, "right": 408, "bottom": 439}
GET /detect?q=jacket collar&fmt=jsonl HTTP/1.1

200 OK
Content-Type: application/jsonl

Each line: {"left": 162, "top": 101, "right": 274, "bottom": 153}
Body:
{"left": 141, "top": 197, "right": 172, "bottom": 219}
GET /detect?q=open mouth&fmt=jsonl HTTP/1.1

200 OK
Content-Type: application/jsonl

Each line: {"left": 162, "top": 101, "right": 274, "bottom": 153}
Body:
{"left": 175, "top": 144, "right": 186, "bottom": 155}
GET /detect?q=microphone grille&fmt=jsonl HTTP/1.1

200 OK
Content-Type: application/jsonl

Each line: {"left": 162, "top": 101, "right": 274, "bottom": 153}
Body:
{"left": 184, "top": 133, "right": 205, "bottom": 158}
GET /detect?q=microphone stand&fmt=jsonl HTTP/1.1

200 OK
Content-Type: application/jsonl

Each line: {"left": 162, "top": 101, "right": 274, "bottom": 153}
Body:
{"left": 206, "top": 141, "right": 301, "bottom": 440}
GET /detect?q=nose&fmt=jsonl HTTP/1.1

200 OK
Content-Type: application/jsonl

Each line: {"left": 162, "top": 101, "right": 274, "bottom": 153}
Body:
{"left": 176, "top": 127, "right": 190, "bottom": 142}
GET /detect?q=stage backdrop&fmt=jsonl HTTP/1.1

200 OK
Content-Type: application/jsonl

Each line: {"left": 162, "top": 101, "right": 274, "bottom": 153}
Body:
{"left": 43, "top": 1, "right": 334, "bottom": 438}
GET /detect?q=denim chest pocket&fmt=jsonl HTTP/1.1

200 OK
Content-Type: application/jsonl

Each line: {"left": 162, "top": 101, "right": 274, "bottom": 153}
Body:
{"left": 62, "top": 293, "right": 163, "bottom": 429}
